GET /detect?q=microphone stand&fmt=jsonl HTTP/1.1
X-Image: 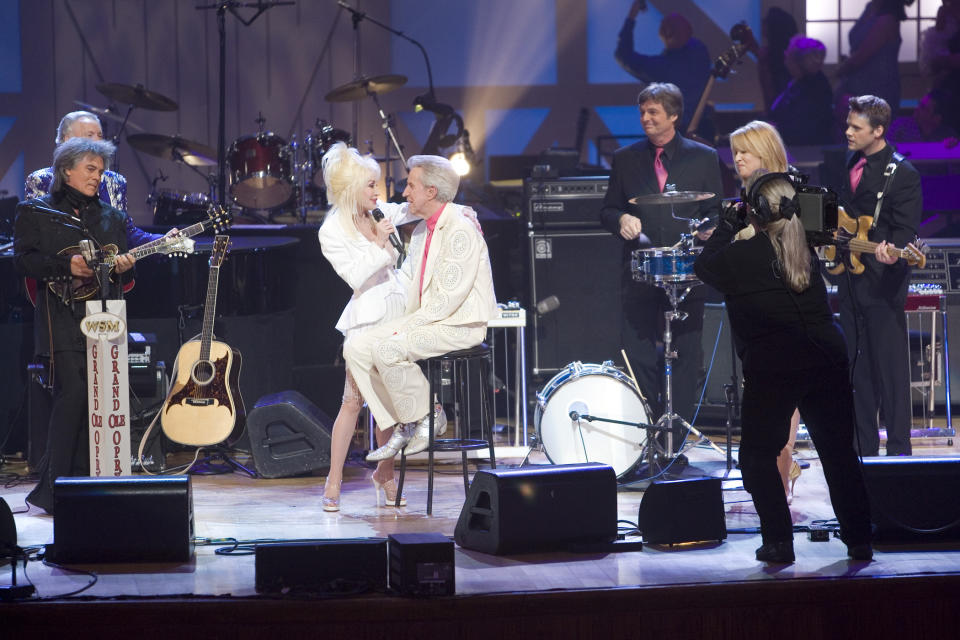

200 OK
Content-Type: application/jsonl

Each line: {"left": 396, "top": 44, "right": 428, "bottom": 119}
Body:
{"left": 195, "top": 1, "right": 294, "bottom": 204}
{"left": 337, "top": 0, "right": 437, "bottom": 153}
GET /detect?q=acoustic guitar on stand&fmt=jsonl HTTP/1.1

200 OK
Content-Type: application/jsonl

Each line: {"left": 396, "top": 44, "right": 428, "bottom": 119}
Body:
{"left": 161, "top": 235, "right": 245, "bottom": 447}
{"left": 821, "top": 206, "right": 926, "bottom": 275}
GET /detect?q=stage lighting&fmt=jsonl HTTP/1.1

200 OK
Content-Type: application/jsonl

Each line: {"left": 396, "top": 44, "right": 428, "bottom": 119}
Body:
{"left": 449, "top": 131, "right": 474, "bottom": 177}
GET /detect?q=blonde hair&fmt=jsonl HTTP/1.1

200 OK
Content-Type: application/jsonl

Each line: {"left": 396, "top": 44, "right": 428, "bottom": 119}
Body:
{"left": 321, "top": 142, "right": 380, "bottom": 236}
{"left": 729, "top": 120, "right": 789, "bottom": 174}
{"left": 745, "top": 171, "right": 811, "bottom": 293}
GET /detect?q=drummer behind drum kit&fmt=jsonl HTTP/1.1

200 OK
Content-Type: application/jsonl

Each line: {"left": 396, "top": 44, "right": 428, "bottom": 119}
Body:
{"left": 88, "top": 74, "right": 408, "bottom": 225}
{"left": 535, "top": 189, "right": 727, "bottom": 481}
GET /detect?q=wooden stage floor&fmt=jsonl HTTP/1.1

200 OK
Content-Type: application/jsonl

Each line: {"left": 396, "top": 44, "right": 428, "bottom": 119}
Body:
{"left": 4, "top": 437, "right": 960, "bottom": 637}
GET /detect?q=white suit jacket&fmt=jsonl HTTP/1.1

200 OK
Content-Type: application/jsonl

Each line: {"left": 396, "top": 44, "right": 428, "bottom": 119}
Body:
{"left": 399, "top": 202, "right": 497, "bottom": 328}
{"left": 318, "top": 201, "right": 415, "bottom": 336}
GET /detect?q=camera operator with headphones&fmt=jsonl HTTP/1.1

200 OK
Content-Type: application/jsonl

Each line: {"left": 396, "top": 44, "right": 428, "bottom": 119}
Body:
{"left": 693, "top": 170, "right": 873, "bottom": 564}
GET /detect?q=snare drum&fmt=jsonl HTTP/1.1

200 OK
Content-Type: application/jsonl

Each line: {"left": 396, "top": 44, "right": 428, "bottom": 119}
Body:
{"left": 535, "top": 362, "right": 651, "bottom": 479}
{"left": 631, "top": 246, "right": 702, "bottom": 283}
{"left": 228, "top": 133, "right": 293, "bottom": 209}
{"left": 150, "top": 190, "right": 211, "bottom": 226}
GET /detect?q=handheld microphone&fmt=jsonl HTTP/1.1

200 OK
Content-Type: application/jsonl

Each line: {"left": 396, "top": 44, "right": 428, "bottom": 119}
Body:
{"left": 371, "top": 208, "right": 405, "bottom": 265}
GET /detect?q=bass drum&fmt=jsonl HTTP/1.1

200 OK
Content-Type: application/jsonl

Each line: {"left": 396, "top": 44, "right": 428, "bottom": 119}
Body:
{"left": 228, "top": 133, "right": 293, "bottom": 209}
{"left": 535, "top": 362, "right": 651, "bottom": 479}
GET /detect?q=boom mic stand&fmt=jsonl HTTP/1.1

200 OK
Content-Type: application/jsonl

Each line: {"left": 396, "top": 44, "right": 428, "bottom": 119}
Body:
{"left": 195, "top": 1, "right": 294, "bottom": 204}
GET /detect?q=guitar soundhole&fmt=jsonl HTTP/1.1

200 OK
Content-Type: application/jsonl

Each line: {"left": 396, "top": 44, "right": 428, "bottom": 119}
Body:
{"left": 191, "top": 360, "right": 216, "bottom": 386}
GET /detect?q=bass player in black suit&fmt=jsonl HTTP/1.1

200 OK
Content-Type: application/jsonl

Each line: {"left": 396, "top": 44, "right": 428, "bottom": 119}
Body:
{"left": 599, "top": 82, "right": 723, "bottom": 458}
{"left": 835, "top": 95, "right": 922, "bottom": 456}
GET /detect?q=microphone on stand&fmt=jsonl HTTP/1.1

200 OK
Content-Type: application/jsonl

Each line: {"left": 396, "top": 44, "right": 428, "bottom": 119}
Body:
{"left": 371, "top": 208, "right": 406, "bottom": 267}
{"left": 78, "top": 239, "right": 98, "bottom": 267}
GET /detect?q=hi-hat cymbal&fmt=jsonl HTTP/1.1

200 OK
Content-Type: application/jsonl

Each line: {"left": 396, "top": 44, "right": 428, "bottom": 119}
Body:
{"left": 127, "top": 133, "right": 216, "bottom": 166}
{"left": 73, "top": 100, "right": 144, "bottom": 131}
{"left": 629, "top": 191, "right": 715, "bottom": 205}
{"left": 324, "top": 74, "right": 408, "bottom": 102}
{"left": 96, "top": 83, "right": 178, "bottom": 111}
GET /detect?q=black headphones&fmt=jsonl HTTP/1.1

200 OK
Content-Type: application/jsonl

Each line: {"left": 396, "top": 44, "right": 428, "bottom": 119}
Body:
{"left": 741, "top": 171, "right": 800, "bottom": 225}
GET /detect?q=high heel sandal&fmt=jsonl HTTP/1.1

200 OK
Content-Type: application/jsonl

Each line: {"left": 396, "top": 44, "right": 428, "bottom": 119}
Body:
{"left": 372, "top": 476, "right": 407, "bottom": 507}
{"left": 787, "top": 460, "right": 801, "bottom": 504}
{"left": 322, "top": 482, "right": 341, "bottom": 512}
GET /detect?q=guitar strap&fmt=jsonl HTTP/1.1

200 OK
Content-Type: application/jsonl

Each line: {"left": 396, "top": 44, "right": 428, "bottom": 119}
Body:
{"left": 870, "top": 151, "right": 904, "bottom": 232}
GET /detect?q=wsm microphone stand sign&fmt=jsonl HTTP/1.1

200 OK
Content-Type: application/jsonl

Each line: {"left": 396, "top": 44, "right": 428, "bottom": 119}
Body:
{"left": 81, "top": 303, "right": 131, "bottom": 476}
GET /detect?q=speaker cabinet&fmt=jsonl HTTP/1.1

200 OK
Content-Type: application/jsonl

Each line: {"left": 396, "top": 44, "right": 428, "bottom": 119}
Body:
{"left": 528, "top": 228, "right": 622, "bottom": 375}
{"left": 454, "top": 463, "right": 617, "bottom": 555}
{"left": 50, "top": 476, "right": 193, "bottom": 563}
{"left": 862, "top": 456, "right": 960, "bottom": 543}
{"left": 638, "top": 477, "right": 727, "bottom": 545}
{"left": 255, "top": 539, "right": 388, "bottom": 594}
{"left": 247, "top": 390, "right": 332, "bottom": 479}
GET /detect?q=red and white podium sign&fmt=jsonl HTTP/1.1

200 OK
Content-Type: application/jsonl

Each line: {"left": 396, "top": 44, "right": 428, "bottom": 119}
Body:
{"left": 83, "top": 300, "right": 131, "bottom": 477}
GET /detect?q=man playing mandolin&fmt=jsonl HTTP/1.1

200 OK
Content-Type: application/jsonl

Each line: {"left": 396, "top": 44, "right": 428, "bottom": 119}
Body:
{"left": 835, "top": 94, "right": 923, "bottom": 457}
{"left": 14, "top": 137, "right": 140, "bottom": 514}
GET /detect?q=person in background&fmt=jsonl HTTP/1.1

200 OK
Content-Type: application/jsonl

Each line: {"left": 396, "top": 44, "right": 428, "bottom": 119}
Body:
{"left": 769, "top": 36, "right": 834, "bottom": 146}
{"left": 695, "top": 171, "right": 873, "bottom": 564}
{"left": 888, "top": 89, "right": 959, "bottom": 146}
{"left": 756, "top": 7, "right": 799, "bottom": 112}
{"left": 615, "top": 3, "right": 713, "bottom": 139}
{"left": 835, "top": 0, "right": 915, "bottom": 112}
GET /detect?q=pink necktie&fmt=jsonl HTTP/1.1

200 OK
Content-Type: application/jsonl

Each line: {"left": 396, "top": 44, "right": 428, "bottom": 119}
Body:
{"left": 849, "top": 157, "right": 867, "bottom": 193}
{"left": 654, "top": 147, "right": 668, "bottom": 193}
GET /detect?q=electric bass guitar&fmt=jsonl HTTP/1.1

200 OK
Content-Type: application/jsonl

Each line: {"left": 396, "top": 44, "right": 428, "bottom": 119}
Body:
{"left": 822, "top": 206, "right": 927, "bottom": 275}
{"left": 161, "top": 235, "right": 245, "bottom": 447}
{"left": 686, "top": 22, "right": 757, "bottom": 137}
{"left": 27, "top": 204, "right": 232, "bottom": 305}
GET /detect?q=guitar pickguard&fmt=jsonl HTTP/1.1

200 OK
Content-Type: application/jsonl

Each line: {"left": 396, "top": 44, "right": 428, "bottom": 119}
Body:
{"left": 164, "top": 353, "right": 234, "bottom": 416}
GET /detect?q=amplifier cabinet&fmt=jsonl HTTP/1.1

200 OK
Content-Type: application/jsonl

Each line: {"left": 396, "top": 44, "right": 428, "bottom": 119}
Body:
{"left": 528, "top": 228, "right": 622, "bottom": 375}
{"left": 525, "top": 176, "right": 609, "bottom": 228}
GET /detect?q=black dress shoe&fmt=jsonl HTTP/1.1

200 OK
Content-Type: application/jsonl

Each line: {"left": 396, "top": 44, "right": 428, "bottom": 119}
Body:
{"left": 847, "top": 543, "right": 873, "bottom": 561}
{"left": 755, "top": 540, "right": 795, "bottom": 563}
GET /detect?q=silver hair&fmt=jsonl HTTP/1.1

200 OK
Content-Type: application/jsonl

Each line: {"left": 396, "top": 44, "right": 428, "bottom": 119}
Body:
{"left": 51, "top": 138, "right": 115, "bottom": 194}
{"left": 55, "top": 111, "right": 102, "bottom": 145}
{"left": 407, "top": 155, "right": 460, "bottom": 203}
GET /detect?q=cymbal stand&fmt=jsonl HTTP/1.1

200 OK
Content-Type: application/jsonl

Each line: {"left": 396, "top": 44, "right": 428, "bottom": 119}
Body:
{"left": 368, "top": 90, "right": 406, "bottom": 197}
{"left": 656, "top": 281, "right": 728, "bottom": 460}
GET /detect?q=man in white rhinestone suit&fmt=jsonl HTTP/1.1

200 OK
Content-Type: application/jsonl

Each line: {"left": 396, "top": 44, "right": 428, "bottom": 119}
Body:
{"left": 346, "top": 155, "right": 497, "bottom": 460}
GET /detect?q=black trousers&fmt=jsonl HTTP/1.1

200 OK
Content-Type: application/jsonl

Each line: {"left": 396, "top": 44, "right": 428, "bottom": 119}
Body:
{"left": 621, "top": 279, "right": 704, "bottom": 453}
{"left": 838, "top": 288, "right": 912, "bottom": 456}
{"left": 739, "top": 364, "right": 872, "bottom": 545}
{"left": 27, "top": 350, "right": 90, "bottom": 512}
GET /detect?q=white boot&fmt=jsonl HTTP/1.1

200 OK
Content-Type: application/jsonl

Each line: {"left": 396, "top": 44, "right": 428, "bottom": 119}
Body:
{"left": 365, "top": 424, "right": 412, "bottom": 461}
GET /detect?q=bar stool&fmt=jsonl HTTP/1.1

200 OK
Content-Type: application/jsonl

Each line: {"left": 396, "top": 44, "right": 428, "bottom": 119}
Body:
{"left": 396, "top": 343, "right": 497, "bottom": 515}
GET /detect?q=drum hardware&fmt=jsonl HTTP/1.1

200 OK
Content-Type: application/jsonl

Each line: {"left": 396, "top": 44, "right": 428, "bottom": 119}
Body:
{"left": 73, "top": 100, "right": 144, "bottom": 132}
{"left": 323, "top": 74, "right": 408, "bottom": 103}
{"left": 127, "top": 133, "right": 217, "bottom": 167}
{"left": 95, "top": 82, "right": 179, "bottom": 111}
{"left": 628, "top": 190, "right": 715, "bottom": 206}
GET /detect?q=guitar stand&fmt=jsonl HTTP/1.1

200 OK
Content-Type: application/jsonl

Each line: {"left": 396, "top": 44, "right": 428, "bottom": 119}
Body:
{"left": 191, "top": 445, "right": 257, "bottom": 478}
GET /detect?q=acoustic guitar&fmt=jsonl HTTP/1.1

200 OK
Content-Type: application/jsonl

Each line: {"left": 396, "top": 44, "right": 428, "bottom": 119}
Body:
{"left": 161, "top": 235, "right": 245, "bottom": 447}
{"left": 822, "top": 206, "right": 926, "bottom": 275}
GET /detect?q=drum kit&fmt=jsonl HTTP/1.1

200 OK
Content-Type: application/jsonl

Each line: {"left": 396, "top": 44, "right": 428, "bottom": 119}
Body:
{"left": 87, "top": 74, "right": 409, "bottom": 225}
{"left": 535, "top": 190, "right": 727, "bottom": 481}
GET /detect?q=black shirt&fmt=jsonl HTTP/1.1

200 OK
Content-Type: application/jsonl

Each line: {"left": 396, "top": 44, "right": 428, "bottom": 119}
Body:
{"left": 694, "top": 223, "right": 847, "bottom": 372}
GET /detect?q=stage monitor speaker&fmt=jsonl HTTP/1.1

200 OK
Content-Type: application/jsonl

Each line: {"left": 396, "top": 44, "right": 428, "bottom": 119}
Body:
{"left": 454, "top": 462, "right": 617, "bottom": 555}
{"left": 255, "top": 538, "right": 388, "bottom": 594}
{"left": 247, "top": 390, "right": 332, "bottom": 479}
{"left": 861, "top": 456, "right": 960, "bottom": 543}
{"left": 638, "top": 477, "right": 727, "bottom": 545}
{"left": 528, "top": 228, "right": 622, "bottom": 375}
{"left": 49, "top": 476, "right": 193, "bottom": 563}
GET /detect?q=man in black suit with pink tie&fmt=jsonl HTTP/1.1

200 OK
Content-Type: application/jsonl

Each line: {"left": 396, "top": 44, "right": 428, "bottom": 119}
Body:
{"left": 599, "top": 83, "right": 723, "bottom": 460}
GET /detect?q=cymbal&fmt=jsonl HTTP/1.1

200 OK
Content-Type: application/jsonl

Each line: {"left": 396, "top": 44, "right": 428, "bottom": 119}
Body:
{"left": 324, "top": 74, "right": 408, "bottom": 102}
{"left": 73, "top": 100, "right": 144, "bottom": 132}
{"left": 629, "top": 191, "right": 715, "bottom": 205}
{"left": 127, "top": 133, "right": 217, "bottom": 166}
{"left": 95, "top": 83, "right": 178, "bottom": 111}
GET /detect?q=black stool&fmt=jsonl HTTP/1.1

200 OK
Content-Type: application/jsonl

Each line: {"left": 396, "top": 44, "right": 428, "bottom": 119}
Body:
{"left": 396, "top": 343, "right": 497, "bottom": 515}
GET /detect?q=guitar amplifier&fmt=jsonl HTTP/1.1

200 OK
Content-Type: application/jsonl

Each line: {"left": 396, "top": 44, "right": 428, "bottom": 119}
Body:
{"left": 525, "top": 176, "right": 609, "bottom": 228}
